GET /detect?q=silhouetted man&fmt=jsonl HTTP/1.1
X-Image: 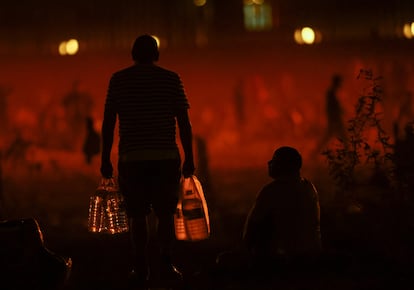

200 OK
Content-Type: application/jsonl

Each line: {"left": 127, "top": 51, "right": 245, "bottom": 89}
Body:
{"left": 100, "top": 34, "right": 195, "bottom": 289}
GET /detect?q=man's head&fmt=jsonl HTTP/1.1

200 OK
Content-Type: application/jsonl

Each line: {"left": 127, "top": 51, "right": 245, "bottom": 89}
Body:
{"left": 268, "top": 146, "right": 302, "bottom": 178}
{"left": 131, "top": 34, "right": 159, "bottom": 63}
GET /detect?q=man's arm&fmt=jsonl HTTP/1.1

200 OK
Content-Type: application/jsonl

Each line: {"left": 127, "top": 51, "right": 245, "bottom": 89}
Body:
{"left": 100, "top": 102, "right": 116, "bottom": 178}
{"left": 176, "top": 109, "right": 195, "bottom": 177}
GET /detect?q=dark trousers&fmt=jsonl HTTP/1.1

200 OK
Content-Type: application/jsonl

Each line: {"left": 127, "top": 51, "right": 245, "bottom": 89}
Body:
{"left": 118, "top": 159, "right": 181, "bottom": 276}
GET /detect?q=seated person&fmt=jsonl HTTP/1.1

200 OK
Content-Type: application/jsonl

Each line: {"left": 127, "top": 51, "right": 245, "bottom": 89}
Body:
{"left": 216, "top": 146, "right": 322, "bottom": 277}
{"left": 243, "top": 146, "right": 322, "bottom": 265}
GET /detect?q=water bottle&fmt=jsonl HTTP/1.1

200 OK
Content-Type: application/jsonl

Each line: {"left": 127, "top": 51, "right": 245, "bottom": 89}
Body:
{"left": 88, "top": 183, "right": 107, "bottom": 233}
{"left": 105, "top": 179, "right": 129, "bottom": 234}
{"left": 174, "top": 203, "right": 187, "bottom": 240}
{"left": 88, "top": 178, "right": 129, "bottom": 234}
{"left": 181, "top": 180, "right": 209, "bottom": 241}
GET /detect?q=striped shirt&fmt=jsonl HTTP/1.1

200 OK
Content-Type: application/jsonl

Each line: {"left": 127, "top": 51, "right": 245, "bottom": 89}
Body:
{"left": 103, "top": 63, "right": 189, "bottom": 161}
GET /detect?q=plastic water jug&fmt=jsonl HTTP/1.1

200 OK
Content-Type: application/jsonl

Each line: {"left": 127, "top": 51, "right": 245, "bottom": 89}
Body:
{"left": 175, "top": 176, "right": 210, "bottom": 241}
{"left": 88, "top": 178, "right": 129, "bottom": 234}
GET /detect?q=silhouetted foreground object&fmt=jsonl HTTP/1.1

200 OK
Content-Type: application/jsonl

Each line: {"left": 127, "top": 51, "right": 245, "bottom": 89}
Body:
{"left": 0, "top": 218, "right": 72, "bottom": 289}
{"left": 215, "top": 146, "right": 322, "bottom": 281}
{"left": 244, "top": 146, "right": 322, "bottom": 258}
{"left": 100, "top": 34, "right": 195, "bottom": 289}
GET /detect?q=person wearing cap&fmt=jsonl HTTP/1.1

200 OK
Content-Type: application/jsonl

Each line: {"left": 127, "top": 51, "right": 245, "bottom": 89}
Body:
{"left": 243, "top": 146, "right": 321, "bottom": 265}
{"left": 100, "top": 34, "right": 195, "bottom": 288}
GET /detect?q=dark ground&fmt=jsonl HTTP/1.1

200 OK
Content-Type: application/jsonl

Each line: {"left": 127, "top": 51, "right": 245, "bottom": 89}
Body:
{"left": 43, "top": 206, "right": 414, "bottom": 290}
{"left": 38, "top": 169, "right": 414, "bottom": 290}
{"left": 3, "top": 166, "right": 414, "bottom": 290}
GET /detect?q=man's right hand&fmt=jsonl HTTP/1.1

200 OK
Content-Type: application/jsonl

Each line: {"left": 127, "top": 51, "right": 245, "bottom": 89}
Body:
{"left": 100, "top": 160, "right": 113, "bottom": 178}
{"left": 182, "top": 158, "right": 195, "bottom": 178}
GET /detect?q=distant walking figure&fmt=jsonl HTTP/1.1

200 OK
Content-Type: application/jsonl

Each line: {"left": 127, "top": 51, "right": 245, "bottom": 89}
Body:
{"left": 394, "top": 122, "right": 414, "bottom": 200}
{"left": 62, "top": 81, "right": 93, "bottom": 151}
{"left": 82, "top": 117, "right": 100, "bottom": 164}
{"left": 316, "top": 74, "right": 347, "bottom": 153}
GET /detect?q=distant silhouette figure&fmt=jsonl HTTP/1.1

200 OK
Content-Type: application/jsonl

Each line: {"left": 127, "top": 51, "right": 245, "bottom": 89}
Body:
{"left": 82, "top": 117, "right": 100, "bottom": 164}
{"left": 4, "top": 131, "right": 32, "bottom": 164}
{"left": 394, "top": 92, "right": 413, "bottom": 140}
{"left": 394, "top": 122, "right": 414, "bottom": 201}
{"left": 62, "top": 80, "right": 93, "bottom": 151}
{"left": 216, "top": 146, "right": 321, "bottom": 277}
{"left": 315, "top": 74, "right": 347, "bottom": 153}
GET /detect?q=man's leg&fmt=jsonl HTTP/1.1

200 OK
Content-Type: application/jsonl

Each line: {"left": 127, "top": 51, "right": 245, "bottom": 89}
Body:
{"left": 129, "top": 216, "right": 149, "bottom": 284}
{"left": 157, "top": 212, "right": 174, "bottom": 261}
{"left": 156, "top": 212, "right": 183, "bottom": 281}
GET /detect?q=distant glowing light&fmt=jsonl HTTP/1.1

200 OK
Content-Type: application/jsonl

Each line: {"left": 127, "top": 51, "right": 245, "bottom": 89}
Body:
{"left": 66, "top": 39, "right": 79, "bottom": 55}
{"left": 301, "top": 27, "right": 315, "bottom": 44}
{"left": 58, "top": 42, "right": 67, "bottom": 55}
{"left": 403, "top": 23, "right": 412, "bottom": 39}
{"left": 294, "top": 29, "right": 304, "bottom": 44}
{"left": 193, "top": 0, "right": 206, "bottom": 6}
{"left": 243, "top": 1, "right": 272, "bottom": 31}
{"left": 294, "top": 27, "right": 320, "bottom": 45}
{"left": 412, "top": 22, "right": 414, "bottom": 35}
{"left": 244, "top": 0, "right": 264, "bottom": 4}
{"left": 58, "top": 38, "right": 79, "bottom": 55}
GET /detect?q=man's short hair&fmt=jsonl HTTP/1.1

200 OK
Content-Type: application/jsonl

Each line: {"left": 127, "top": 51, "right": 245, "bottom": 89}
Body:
{"left": 131, "top": 34, "right": 159, "bottom": 63}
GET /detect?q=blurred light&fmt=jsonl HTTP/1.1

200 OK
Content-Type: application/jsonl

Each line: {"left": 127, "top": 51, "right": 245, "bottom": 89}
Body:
{"left": 193, "top": 0, "right": 206, "bottom": 6}
{"left": 294, "top": 27, "right": 319, "bottom": 45}
{"left": 244, "top": 0, "right": 264, "bottom": 4}
{"left": 66, "top": 39, "right": 79, "bottom": 55}
{"left": 243, "top": 1, "right": 272, "bottom": 31}
{"left": 58, "top": 41, "right": 67, "bottom": 55}
{"left": 411, "top": 22, "right": 414, "bottom": 35}
{"left": 58, "top": 39, "right": 79, "bottom": 56}
{"left": 294, "top": 29, "right": 304, "bottom": 44}
{"left": 315, "top": 30, "right": 323, "bottom": 43}
{"left": 301, "top": 27, "right": 315, "bottom": 44}
{"left": 403, "top": 23, "right": 412, "bottom": 39}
